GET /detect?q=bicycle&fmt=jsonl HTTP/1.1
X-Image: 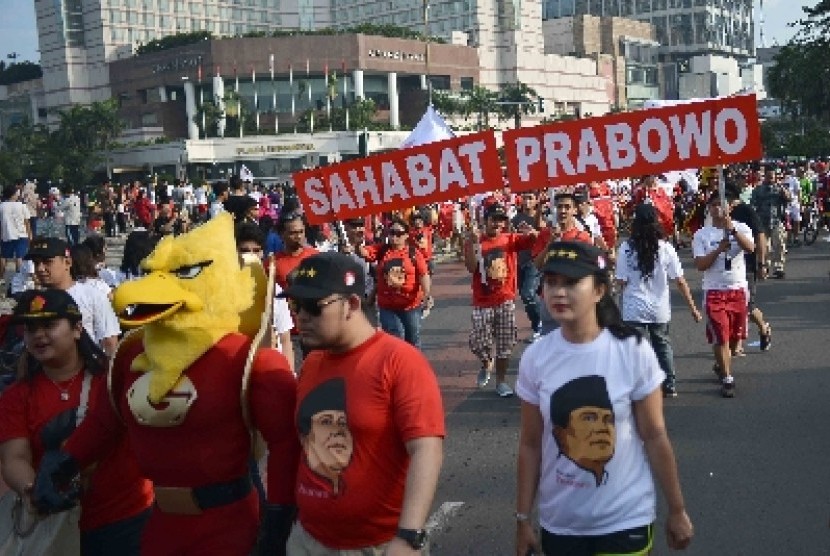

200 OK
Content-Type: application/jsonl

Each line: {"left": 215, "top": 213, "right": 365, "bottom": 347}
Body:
{"left": 802, "top": 197, "right": 821, "bottom": 246}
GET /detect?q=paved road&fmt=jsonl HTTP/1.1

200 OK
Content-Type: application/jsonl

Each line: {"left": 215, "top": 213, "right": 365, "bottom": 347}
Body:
{"left": 421, "top": 239, "right": 830, "bottom": 555}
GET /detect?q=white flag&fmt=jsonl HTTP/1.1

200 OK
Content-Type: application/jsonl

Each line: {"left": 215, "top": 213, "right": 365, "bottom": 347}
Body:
{"left": 240, "top": 164, "right": 254, "bottom": 182}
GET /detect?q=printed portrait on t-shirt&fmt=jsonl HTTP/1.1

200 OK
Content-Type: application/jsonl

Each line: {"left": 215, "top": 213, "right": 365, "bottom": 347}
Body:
{"left": 551, "top": 375, "right": 616, "bottom": 487}
{"left": 483, "top": 248, "right": 508, "bottom": 284}
{"left": 383, "top": 257, "right": 406, "bottom": 289}
{"left": 297, "top": 378, "right": 353, "bottom": 495}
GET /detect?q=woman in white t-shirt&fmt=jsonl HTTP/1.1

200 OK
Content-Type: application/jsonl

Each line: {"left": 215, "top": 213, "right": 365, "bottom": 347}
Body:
{"left": 516, "top": 240, "right": 693, "bottom": 556}
{"left": 615, "top": 204, "right": 701, "bottom": 398}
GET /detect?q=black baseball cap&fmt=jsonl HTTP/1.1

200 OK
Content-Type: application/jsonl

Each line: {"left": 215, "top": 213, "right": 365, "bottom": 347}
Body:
{"left": 12, "top": 289, "right": 83, "bottom": 322}
{"left": 484, "top": 203, "right": 508, "bottom": 220}
{"left": 540, "top": 241, "right": 608, "bottom": 278}
{"left": 278, "top": 252, "right": 365, "bottom": 299}
{"left": 25, "top": 237, "right": 70, "bottom": 260}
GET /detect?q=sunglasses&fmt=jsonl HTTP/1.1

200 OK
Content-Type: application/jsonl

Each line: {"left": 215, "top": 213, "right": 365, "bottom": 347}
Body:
{"left": 288, "top": 296, "right": 345, "bottom": 317}
{"left": 238, "top": 247, "right": 263, "bottom": 254}
{"left": 388, "top": 229, "right": 408, "bottom": 237}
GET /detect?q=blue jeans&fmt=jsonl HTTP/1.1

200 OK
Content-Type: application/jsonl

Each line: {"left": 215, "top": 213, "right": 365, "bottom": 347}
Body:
{"left": 65, "top": 224, "right": 80, "bottom": 245}
{"left": 517, "top": 261, "right": 541, "bottom": 333}
{"left": 379, "top": 306, "right": 422, "bottom": 349}
{"left": 626, "top": 322, "right": 676, "bottom": 386}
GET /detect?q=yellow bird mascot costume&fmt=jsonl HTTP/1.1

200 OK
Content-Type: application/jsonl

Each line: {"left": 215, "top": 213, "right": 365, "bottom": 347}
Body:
{"left": 34, "top": 213, "right": 299, "bottom": 555}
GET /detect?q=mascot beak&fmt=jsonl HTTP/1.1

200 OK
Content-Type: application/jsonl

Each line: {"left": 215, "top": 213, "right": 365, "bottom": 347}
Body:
{"left": 113, "top": 271, "right": 205, "bottom": 327}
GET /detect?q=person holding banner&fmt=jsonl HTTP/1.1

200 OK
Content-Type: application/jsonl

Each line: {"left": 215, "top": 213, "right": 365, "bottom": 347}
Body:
{"left": 464, "top": 202, "right": 537, "bottom": 397}
{"left": 692, "top": 190, "right": 755, "bottom": 398}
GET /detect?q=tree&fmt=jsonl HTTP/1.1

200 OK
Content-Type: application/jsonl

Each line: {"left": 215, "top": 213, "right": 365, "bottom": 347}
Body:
{"left": 498, "top": 81, "right": 540, "bottom": 129}
{"left": 462, "top": 86, "right": 499, "bottom": 130}
{"left": 0, "top": 61, "right": 43, "bottom": 86}
{"left": 193, "top": 97, "right": 224, "bottom": 138}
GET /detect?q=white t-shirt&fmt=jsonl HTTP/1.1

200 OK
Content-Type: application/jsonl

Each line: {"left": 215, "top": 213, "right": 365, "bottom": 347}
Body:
{"left": 272, "top": 282, "right": 293, "bottom": 350}
{"left": 62, "top": 195, "right": 82, "bottom": 226}
{"left": 692, "top": 223, "right": 753, "bottom": 291}
{"left": 0, "top": 200, "right": 30, "bottom": 241}
{"left": 209, "top": 201, "right": 225, "bottom": 219}
{"left": 785, "top": 176, "right": 800, "bottom": 209}
{"left": 616, "top": 240, "right": 683, "bottom": 323}
{"left": 516, "top": 329, "right": 664, "bottom": 536}
{"left": 67, "top": 282, "right": 121, "bottom": 344}
{"left": 194, "top": 186, "right": 208, "bottom": 205}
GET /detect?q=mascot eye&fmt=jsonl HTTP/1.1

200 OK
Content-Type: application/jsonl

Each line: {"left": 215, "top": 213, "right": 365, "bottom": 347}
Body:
{"left": 172, "top": 261, "right": 213, "bottom": 279}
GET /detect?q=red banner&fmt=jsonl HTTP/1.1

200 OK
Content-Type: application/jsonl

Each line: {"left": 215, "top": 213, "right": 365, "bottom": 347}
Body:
{"left": 295, "top": 131, "right": 502, "bottom": 224}
{"left": 503, "top": 94, "right": 761, "bottom": 192}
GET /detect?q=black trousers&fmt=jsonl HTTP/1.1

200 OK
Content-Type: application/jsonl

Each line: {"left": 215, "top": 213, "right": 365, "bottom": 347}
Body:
{"left": 80, "top": 508, "right": 151, "bottom": 556}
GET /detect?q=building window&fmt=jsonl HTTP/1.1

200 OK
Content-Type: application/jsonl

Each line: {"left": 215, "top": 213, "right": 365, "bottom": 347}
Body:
{"left": 460, "top": 77, "right": 474, "bottom": 90}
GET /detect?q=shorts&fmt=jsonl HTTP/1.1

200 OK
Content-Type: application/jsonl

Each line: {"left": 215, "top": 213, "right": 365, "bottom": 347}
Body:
{"left": 469, "top": 301, "right": 517, "bottom": 361}
{"left": 541, "top": 523, "right": 653, "bottom": 556}
{"left": 705, "top": 289, "right": 747, "bottom": 345}
{"left": 787, "top": 204, "right": 801, "bottom": 222}
{"left": 286, "top": 520, "right": 430, "bottom": 555}
{"left": 1, "top": 238, "right": 29, "bottom": 259}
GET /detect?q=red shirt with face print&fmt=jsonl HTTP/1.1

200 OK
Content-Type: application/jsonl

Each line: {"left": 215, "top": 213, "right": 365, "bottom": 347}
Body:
{"left": 471, "top": 232, "right": 535, "bottom": 307}
{"left": 363, "top": 244, "right": 428, "bottom": 311}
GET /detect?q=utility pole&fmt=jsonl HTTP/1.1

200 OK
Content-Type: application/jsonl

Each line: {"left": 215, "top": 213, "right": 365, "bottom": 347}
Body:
{"left": 423, "top": 0, "right": 432, "bottom": 106}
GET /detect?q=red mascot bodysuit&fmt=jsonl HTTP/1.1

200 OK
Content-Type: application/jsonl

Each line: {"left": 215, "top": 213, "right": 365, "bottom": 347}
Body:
{"left": 35, "top": 214, "right": 300, "bottom": 556}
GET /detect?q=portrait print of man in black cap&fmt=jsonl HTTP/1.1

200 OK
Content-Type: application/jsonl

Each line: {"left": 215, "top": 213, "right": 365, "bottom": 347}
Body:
{"left": 297, "top": 377, "right": 353, "bottom": 495}
{"left": 551, "top": 375, "right": 616, "bottom": 486}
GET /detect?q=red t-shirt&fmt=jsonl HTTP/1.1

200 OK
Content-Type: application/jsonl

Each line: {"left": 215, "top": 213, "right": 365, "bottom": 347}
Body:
{"left": 271, "top": 246, "right": 319, "bottom": 289}
{"left": 64, "top": 333, "right": 300, "bottom": 506}
{"left": 294, "top": 331, "right": 445, "bottom": 549}
{"left": 409, "top": 225, "right": 434, "bottom": 261}
{"left": 531, "top": 226, "right": 594, "bottom": 258}
{"left": 470, "top": 232, "right": 535, "bottom": 308}
{"left": 364, "top": 244, "right": 428, "bottom": 311}
{"left": 0, "top": 372, "right": 153, "bottom": 531}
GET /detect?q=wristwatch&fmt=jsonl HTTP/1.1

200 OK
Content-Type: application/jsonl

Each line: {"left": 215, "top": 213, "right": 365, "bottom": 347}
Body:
{"left": 396, "top": 528, "right": 428, "bottom": 550}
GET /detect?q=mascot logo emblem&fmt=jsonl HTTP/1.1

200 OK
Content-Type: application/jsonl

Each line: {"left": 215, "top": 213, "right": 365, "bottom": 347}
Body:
{"left": 127, "top": 373, "right": 198, "bottom": 427}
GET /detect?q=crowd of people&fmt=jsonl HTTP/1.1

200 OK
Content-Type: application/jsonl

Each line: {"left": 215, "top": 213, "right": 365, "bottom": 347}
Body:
{"left": 0, "top": 158, "right": 826, "bottom": 555}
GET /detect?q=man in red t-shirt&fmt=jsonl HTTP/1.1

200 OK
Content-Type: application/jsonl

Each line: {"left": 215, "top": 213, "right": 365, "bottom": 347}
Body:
{"left": 532, "top": 192, "right": 594, "bottom": 335}
{"left": 279, "top": 252, "right": 444, "bottom": 553}
{"left": 270, "top": 211, "right": 319, "bottom": 365}
{"left": 463, "top": 202, "right": 537, "bottom": 397}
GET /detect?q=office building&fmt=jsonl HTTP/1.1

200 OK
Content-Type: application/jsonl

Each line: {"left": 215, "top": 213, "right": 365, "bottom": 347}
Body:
{"left": 542, "top": 0, "right": 754, "bottom": 61}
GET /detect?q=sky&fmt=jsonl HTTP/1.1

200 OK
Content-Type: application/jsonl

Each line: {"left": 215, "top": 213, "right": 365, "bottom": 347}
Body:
{"left": 0, "top": 0, "right": 817, "bottom": 66}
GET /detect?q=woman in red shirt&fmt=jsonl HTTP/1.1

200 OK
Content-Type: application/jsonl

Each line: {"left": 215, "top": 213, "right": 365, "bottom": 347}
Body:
{"left": 359, "top": 218, "right": 431, "bottom": 349}
{"left": 0, "top": 289, "right": 153, "bottom": 555}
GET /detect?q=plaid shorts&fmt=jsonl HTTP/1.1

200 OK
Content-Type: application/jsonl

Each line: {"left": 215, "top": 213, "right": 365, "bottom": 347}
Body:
{"left": 469, "top": 301, "right": 518, "bottom": 362}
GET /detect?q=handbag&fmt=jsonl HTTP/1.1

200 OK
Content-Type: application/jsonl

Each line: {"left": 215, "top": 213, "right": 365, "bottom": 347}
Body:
{"left": 0, "top": 372, "right": 92, "bottom": 556}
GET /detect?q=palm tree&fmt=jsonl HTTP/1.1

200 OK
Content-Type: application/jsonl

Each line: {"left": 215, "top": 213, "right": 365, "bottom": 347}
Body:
{"left": 499, "top": 81, "right": 540, "bottom": 129}
{"left": 462, "top": 86, "right": 499, "bottom": 130}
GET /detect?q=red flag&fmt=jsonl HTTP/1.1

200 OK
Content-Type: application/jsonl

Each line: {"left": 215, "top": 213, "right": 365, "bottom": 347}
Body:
{"left": 215, "top": 64, "right": 220, "bottom": 77}
{"left": 197, "top": 63, "right": 202, "bottom": 82}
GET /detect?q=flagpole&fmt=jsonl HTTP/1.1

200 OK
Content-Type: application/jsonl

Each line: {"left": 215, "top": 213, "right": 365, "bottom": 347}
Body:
{"left": 270, "top": 53, "right": 278, "bottom": 135}
{"left": 290, "top": 63, "right": 295, "bottom": 134}
{"left": 198, "top": 60, "right": 205, "bottom": 139}
{"left": 342, "top": 60, "right": 349, "bottom": 131}
{"left": 307, "top": 58, "right": 314, "bottom": 134}
{"left": 252, "top": 65, "right": 259, "bottom": 134}
{"left": 234, "top": 62, "right": 241, "bottom": 138}
{"left": 325, "top": 61, "right": 331, "bottom": 132}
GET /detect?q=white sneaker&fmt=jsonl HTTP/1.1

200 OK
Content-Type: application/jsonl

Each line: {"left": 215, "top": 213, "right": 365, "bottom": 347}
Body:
{"left": 476, "top": 368, "right": 491, "bottom": 389}
{"left": 496, "top": 382, "right": 514, "bottom": 398}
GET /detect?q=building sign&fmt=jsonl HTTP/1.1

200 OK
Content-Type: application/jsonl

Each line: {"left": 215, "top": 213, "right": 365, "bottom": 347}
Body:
{"left": 152, "top": 56, "right": 202, "bottom": 75}
{"left": 236, "top": 143, "right": 316, "bottom": 155}
{"left": 367, "top": 49, "right": 426, "bottom": 62}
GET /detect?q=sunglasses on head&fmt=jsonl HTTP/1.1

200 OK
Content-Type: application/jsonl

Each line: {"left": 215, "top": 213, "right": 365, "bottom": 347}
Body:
{"left": 288, "top": 296, "right": 345, "bottom": 316}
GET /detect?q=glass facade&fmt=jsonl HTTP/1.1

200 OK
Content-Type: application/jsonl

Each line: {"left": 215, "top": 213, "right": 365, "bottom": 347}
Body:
{"left": 542, "top": 0, "right": 754, "bottom": 57}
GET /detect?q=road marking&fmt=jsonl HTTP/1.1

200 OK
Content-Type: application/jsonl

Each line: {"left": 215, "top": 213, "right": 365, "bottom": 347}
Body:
{"left": 426, "top": 501, "right": 464, "bottom": 535}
